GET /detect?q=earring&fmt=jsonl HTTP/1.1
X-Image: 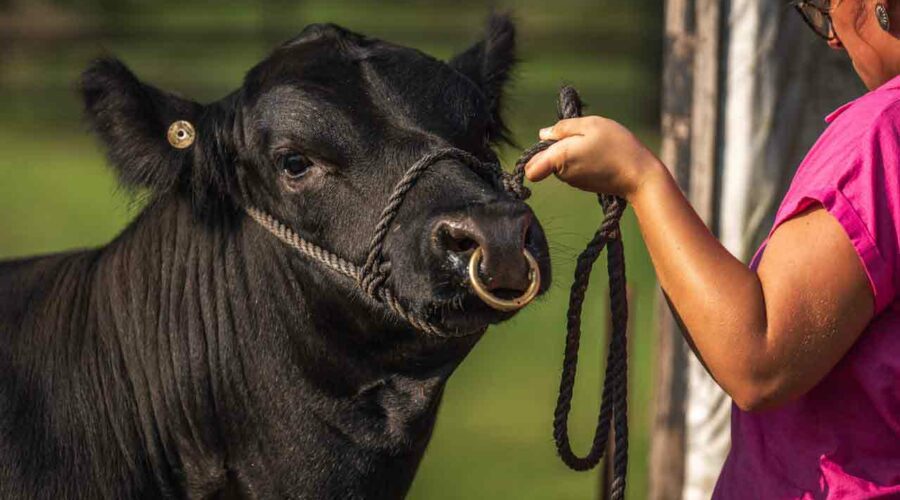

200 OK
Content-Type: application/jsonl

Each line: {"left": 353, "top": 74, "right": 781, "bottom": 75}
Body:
{"left": 167, "top": 120, "right": 196, "bottom": 149}
{"left": 876, "top": 3, "right": 891, "bottom": 32}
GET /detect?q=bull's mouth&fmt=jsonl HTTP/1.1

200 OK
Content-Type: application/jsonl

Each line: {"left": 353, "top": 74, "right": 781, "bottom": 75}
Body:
{"left": 425, "top": 291, "right": 519, "bottom": 336}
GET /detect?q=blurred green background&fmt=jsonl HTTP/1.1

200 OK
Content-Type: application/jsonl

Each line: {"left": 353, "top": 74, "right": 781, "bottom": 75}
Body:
{"left": 0, "top": 0, "right": 662, "bottom": 498}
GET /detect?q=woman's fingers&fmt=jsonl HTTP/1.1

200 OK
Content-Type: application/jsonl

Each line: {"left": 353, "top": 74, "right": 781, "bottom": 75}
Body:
{"left": 526, "top": 114, "right": 657, "bottom": 196}
{"left": 523, "top": 150, "right": 555, "bottom": 181}
{"left": 524, "top": 140, "right": 571, "bottom": 182}
{"left": 539, "top": 117, "right": 594, "bottom": 141}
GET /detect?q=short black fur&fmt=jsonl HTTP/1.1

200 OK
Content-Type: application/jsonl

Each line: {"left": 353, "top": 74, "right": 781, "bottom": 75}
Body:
{"left": 0, "top": 14, "right": 550, "bottom": 499}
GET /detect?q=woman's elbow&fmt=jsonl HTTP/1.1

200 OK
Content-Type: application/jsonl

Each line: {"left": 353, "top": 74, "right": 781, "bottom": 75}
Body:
{"left": 717, "top": 332, "right": 810, "bottom": 412}
{"left": 729, "top": 377, "right": 801, "bottom": 413}
{"left": 732, "top": 388, "right": 784, "bottom": 412}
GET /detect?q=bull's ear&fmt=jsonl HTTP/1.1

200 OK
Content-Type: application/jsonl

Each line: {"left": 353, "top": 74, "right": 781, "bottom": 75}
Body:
{"left": 80, "top": 57, "right": 203, "bottom": 194}
{"left": 449, "top": 13, "right": 516, "bottom": 143}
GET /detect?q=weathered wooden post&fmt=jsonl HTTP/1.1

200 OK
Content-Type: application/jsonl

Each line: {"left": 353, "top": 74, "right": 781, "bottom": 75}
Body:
{"left": 650, "top": 1, "right": 721, "bottom": 498}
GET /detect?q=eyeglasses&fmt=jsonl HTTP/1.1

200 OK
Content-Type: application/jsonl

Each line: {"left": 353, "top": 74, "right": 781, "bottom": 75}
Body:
{"left": 793, "top": 0, "right": 836, "bottom": 40}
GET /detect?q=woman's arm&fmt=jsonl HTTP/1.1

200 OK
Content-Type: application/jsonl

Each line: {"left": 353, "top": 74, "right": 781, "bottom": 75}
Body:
{"left": 526, "top": 117, "right": 874, "bottom": 411}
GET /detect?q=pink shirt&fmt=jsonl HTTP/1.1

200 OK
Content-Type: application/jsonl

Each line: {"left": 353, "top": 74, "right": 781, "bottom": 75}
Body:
{"left": 714, "top": 75, "right": 900, "bottom": 499}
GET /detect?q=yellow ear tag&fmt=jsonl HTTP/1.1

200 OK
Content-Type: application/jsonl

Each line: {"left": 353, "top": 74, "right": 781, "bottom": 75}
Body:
{"left": 167, "top": 120, "right": 196, "bottom": 149}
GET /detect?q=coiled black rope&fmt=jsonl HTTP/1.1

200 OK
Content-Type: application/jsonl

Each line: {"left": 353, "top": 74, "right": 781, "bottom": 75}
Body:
{"left": 247, "top": 85, "right": 629, "bottom": 499}
{"left": 512, "top": 87, "right": 629, "bottom": 499}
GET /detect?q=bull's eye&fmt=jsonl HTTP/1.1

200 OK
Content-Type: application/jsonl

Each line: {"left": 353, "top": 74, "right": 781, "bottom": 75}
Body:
{"left": 281, "top": 154, "right": 312, "bottom": 179}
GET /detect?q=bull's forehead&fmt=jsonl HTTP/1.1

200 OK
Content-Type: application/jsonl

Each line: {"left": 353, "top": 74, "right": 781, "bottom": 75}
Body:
{"left": 243, "top": 36, "right": 489, "bottom": 159}
{"left": 355, "top": 46, "right": 488, "bottom": 139}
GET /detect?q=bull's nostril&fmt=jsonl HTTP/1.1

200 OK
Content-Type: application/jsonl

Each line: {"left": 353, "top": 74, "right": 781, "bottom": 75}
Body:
{"left": 446, "top": 235, "right": 478, "bottom": 253}
{"left": 435, "top": 222, "right": 483, "bottom": 257}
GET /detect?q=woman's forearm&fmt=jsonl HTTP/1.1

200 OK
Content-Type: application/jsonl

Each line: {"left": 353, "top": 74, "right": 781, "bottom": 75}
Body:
{"left": 628, "top": 160, "right": 773, "bottom": 408}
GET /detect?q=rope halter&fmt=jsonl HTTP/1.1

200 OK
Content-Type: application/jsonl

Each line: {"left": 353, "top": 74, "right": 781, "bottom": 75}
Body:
{"left": 244, "top": 147, "right": 537, "bottom": 338}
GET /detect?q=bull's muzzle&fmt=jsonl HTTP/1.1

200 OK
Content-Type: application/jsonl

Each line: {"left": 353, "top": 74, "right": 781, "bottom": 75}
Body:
{"left": 468, "top": 247, "right": 541, "bottom": 312}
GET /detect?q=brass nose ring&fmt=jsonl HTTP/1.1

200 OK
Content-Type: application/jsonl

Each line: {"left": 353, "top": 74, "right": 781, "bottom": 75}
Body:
{"left": 467, "top": 247, "right": 541, "bottom": 312}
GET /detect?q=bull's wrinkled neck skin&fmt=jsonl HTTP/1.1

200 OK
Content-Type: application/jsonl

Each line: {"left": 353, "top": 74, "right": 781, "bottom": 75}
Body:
{"left": 16, "top": 195, "right": 478, "bottom": 498}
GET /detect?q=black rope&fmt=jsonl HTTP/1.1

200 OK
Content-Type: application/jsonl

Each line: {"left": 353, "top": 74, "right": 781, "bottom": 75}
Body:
{"left": 512, "top": 87, "right": 629, "bottom": 500}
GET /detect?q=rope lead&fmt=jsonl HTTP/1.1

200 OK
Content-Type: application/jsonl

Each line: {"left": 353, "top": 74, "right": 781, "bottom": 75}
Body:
{"left": 513, "top": 87, "right": 629, "bottom": 500}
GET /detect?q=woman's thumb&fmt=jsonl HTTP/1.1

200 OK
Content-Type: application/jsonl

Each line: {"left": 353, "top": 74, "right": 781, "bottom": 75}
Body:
{"left": 524, "top": 141, "right": 570, "bottom": 182}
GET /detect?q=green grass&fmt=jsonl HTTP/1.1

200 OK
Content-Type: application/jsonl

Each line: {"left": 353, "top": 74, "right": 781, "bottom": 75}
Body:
{"left": 0, "top": 1, "right": 661, "bottom": 498}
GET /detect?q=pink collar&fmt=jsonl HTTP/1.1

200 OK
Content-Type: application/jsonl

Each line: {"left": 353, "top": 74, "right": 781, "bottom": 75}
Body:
{"left": 826, "top": 73, "right": 900, "bottom": 123}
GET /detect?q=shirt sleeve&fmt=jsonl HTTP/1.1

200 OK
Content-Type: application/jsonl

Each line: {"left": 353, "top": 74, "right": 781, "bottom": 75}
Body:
{"left": 763, "top": 102, "right": 900, "bottom": 315}
{"left": 811, "top": 107, "right": 899, "bottom": 314}
{"left": 844, "top": 108, "right": 899, "bottom": 313}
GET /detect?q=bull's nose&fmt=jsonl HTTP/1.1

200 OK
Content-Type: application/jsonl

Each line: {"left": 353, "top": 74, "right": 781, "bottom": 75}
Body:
{"left": 432, "top": 208, "right": 533, "bottom": 293}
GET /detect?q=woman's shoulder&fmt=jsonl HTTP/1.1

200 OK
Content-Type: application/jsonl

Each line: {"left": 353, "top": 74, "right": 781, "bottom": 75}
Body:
{"left": 779, "top": 83, "right": 900, "bottom": 315}
{"left": 826, "top": 80, "right": 900, "bottom": 140}
{"left": 802, "top": 83, "right": 900, "bottom": 180}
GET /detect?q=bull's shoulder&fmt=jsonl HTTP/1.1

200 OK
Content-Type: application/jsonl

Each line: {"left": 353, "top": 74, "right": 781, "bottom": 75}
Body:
{"left": 0, "top": 250, "right": 99, "bottom": 334}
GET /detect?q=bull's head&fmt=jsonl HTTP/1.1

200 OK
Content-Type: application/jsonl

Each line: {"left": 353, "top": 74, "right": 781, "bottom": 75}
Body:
{"left": 80, "top": 14, "right": 551, "bottom": 337}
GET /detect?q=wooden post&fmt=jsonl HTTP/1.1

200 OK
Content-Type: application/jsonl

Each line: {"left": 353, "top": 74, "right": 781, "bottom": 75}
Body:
{"left": 651, "top": 1, "right": 694, "bottom": 498}
{"left": 650, "top": 1, "right": 721, "bottom": 499}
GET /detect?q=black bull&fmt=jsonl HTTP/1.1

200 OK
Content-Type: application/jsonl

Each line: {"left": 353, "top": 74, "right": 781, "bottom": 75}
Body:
{"left": 0, "top": 15, "right": 555, "bottom": 499}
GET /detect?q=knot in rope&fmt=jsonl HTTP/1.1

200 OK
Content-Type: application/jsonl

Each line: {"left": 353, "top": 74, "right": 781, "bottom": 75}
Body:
{"left": 245, "top": 86, "right": 629, "bottom": 499}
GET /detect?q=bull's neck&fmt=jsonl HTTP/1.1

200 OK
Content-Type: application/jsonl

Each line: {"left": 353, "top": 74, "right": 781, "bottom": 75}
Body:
{"left": 95, "top": 195, "right": 475, "bottom": 494}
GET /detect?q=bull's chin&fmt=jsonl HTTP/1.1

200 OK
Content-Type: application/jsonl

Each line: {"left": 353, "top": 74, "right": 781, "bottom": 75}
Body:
{"left": 426, "top": 292, "right": 519, "bottom": 337}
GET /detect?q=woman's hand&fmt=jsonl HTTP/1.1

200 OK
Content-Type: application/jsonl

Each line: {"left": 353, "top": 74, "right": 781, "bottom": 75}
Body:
{"left": 523, "top": 116, "right": 662, "bottom": 199}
